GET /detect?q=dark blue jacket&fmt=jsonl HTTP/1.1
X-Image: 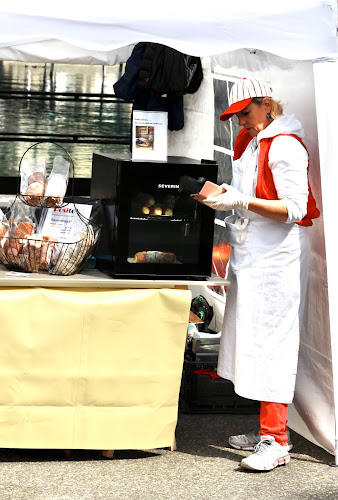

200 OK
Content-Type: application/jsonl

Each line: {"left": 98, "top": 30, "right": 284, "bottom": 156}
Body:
{"left": 113, "top": 43, "right": 184, "bottom": 131}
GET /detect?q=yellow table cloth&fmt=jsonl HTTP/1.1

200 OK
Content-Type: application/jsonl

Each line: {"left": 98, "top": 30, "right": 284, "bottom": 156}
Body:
{"left": 0, "top": 286, "right": 191, "bottom": 450}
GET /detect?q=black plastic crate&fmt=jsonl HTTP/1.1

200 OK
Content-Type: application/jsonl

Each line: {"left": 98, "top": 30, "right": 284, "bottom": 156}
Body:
{"left": 179, "top": 360, "right": 260, "bottom": 414}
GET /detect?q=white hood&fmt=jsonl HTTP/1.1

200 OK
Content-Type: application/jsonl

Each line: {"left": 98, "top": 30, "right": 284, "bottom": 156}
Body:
{"left": 257, "top": 114, "right": 305, "bottom": 143}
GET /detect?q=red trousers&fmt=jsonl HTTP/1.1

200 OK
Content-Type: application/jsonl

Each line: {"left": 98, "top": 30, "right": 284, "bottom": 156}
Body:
{"left": 259, "top": 401, "right": 288, "bottom": 446}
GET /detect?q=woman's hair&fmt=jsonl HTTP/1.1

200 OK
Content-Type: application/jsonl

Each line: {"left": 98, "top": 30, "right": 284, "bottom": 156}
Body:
{"left": 252, "top": 97, "right": 283, "bottom": 120}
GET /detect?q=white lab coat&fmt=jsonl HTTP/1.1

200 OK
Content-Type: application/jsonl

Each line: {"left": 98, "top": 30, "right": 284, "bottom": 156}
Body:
{"left": 217, "top": 115, "right": 312, "bottom": 404}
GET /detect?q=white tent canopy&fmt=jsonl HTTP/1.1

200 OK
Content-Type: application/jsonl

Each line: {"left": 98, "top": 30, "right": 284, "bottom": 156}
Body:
{"left": 0, "top": 2, "right": 336, "bottom": 63}
{"left": 0, "top": 2, "right": 338, "bottom": 462}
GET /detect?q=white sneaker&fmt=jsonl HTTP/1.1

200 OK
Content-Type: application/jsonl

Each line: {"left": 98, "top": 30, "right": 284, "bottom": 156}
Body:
{"left": 241, "top": 436, "right": 290, "bottom": 471}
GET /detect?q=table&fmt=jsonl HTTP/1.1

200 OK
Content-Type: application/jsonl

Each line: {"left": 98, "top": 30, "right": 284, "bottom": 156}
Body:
{"left": 0, "top": 266, "right": 229, "bottom": 453}
{"left": 0, "top": 267, "right": 229, "bottom": 289}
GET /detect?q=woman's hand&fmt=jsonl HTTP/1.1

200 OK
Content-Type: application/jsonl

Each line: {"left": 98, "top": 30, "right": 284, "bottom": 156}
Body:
{"left": 203, "top": 183, "right": 289, "bottom": 222}
{"left": 203, "top": 184, "right": 251, "bottom": 211}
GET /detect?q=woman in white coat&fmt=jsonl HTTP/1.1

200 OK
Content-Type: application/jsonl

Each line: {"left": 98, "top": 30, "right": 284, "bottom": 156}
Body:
{"left": 203, "top": 77, "right": 320, "bottom": 472}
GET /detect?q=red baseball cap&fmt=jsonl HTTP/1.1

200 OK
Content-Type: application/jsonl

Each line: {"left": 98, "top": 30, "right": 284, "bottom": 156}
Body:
{"left": 220, "top": 77, "right": 272, "bottom": 122}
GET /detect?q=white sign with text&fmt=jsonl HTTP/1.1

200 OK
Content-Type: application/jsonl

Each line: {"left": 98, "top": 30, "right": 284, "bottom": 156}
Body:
{"left": 39, "top": 204, "right": 92, "bottom": 240}
{"left": 132, "top": 110, "right": 168, "bottom": 162}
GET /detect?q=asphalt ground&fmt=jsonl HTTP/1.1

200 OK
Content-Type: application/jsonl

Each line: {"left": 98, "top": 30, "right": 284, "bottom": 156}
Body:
{"left": 0, "top": 412, "right": 336, "bottom": 500}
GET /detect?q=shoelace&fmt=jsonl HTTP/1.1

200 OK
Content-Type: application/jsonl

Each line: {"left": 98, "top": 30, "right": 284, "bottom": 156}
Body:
{"left": 253, "top": 439, "right": 273, "bottom": 454}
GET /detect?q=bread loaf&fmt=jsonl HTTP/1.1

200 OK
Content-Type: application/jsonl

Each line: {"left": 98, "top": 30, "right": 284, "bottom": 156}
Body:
{"left": 44, "top": 173, "right": 67, "bottom": 207}
{"left": 13, "top": 221, "right": 34, "bottom": 239}
{"left": 0, "top": 224, "right": 8, "bottom": 264}
{"left": 133, "top": 251, "right": 176, "bottom": 264}
{"left": 22, "top": 234, "right": 57, "bottom": 272}
{"left": 7, "top": 221, "right": 35, "bottom": 260}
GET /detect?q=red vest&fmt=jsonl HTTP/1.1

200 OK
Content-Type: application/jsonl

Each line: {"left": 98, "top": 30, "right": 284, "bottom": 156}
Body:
{"left": 234, "top": 128, "right": 320, "bottom": 226}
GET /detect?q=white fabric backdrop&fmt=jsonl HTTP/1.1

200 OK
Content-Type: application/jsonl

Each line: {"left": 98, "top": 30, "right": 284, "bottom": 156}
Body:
{"left": 287, "top": 59, "right": 338, "bottom": 462}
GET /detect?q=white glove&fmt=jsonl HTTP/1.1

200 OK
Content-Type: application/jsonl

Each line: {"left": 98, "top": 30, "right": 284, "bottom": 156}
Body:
{"left": 203, "top": 184, "right": 252, "bottom": 211}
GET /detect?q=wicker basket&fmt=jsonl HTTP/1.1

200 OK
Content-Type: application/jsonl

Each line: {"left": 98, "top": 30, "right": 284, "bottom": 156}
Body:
{"left": 0, "top": 143, "right": 100, "bottom": 276}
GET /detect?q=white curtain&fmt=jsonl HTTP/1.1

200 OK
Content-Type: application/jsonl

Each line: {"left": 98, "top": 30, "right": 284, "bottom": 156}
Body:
{"left": 288, "top": 59, "right": 338, "bottom": 462}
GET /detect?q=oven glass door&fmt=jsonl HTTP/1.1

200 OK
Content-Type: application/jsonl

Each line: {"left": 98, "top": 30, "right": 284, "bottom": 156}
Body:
{"left": 128, "top": 189, "right": 201, "bottom": 266}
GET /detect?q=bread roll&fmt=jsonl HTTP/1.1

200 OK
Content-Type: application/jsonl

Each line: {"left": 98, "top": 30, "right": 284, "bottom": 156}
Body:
{"left": 151, "top": 206, "right": 162, "bottom": 215}
{"left": 25, "top": 172, "right": 46, "bottom": 206}
{"left": 134, "top": 193, "right": 155, "bottom": 207}
{"left": 28, "top": 172, "right": 46, "bottom": 185}
{"left": 0, "top": 223, "right": 6, "bottom": 238}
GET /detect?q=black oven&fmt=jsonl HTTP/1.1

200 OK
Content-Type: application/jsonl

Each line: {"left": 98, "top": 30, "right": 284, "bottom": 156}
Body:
{"left": 90, "top": 153, "right": 218, "bottom": 279}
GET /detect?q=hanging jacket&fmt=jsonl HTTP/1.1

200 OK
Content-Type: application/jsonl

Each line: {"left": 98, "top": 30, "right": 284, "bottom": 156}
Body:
{"left": 113, "top": 43, "right": 184, "bottom": 131}
{"left": 113, "top": 42, "right": 147, "bottom": 102}
{"left": 138, "top": 42, "right": 203, "bottom": 105}
{"left": 234, "top": 126, "right": 320, "bottom": 226}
